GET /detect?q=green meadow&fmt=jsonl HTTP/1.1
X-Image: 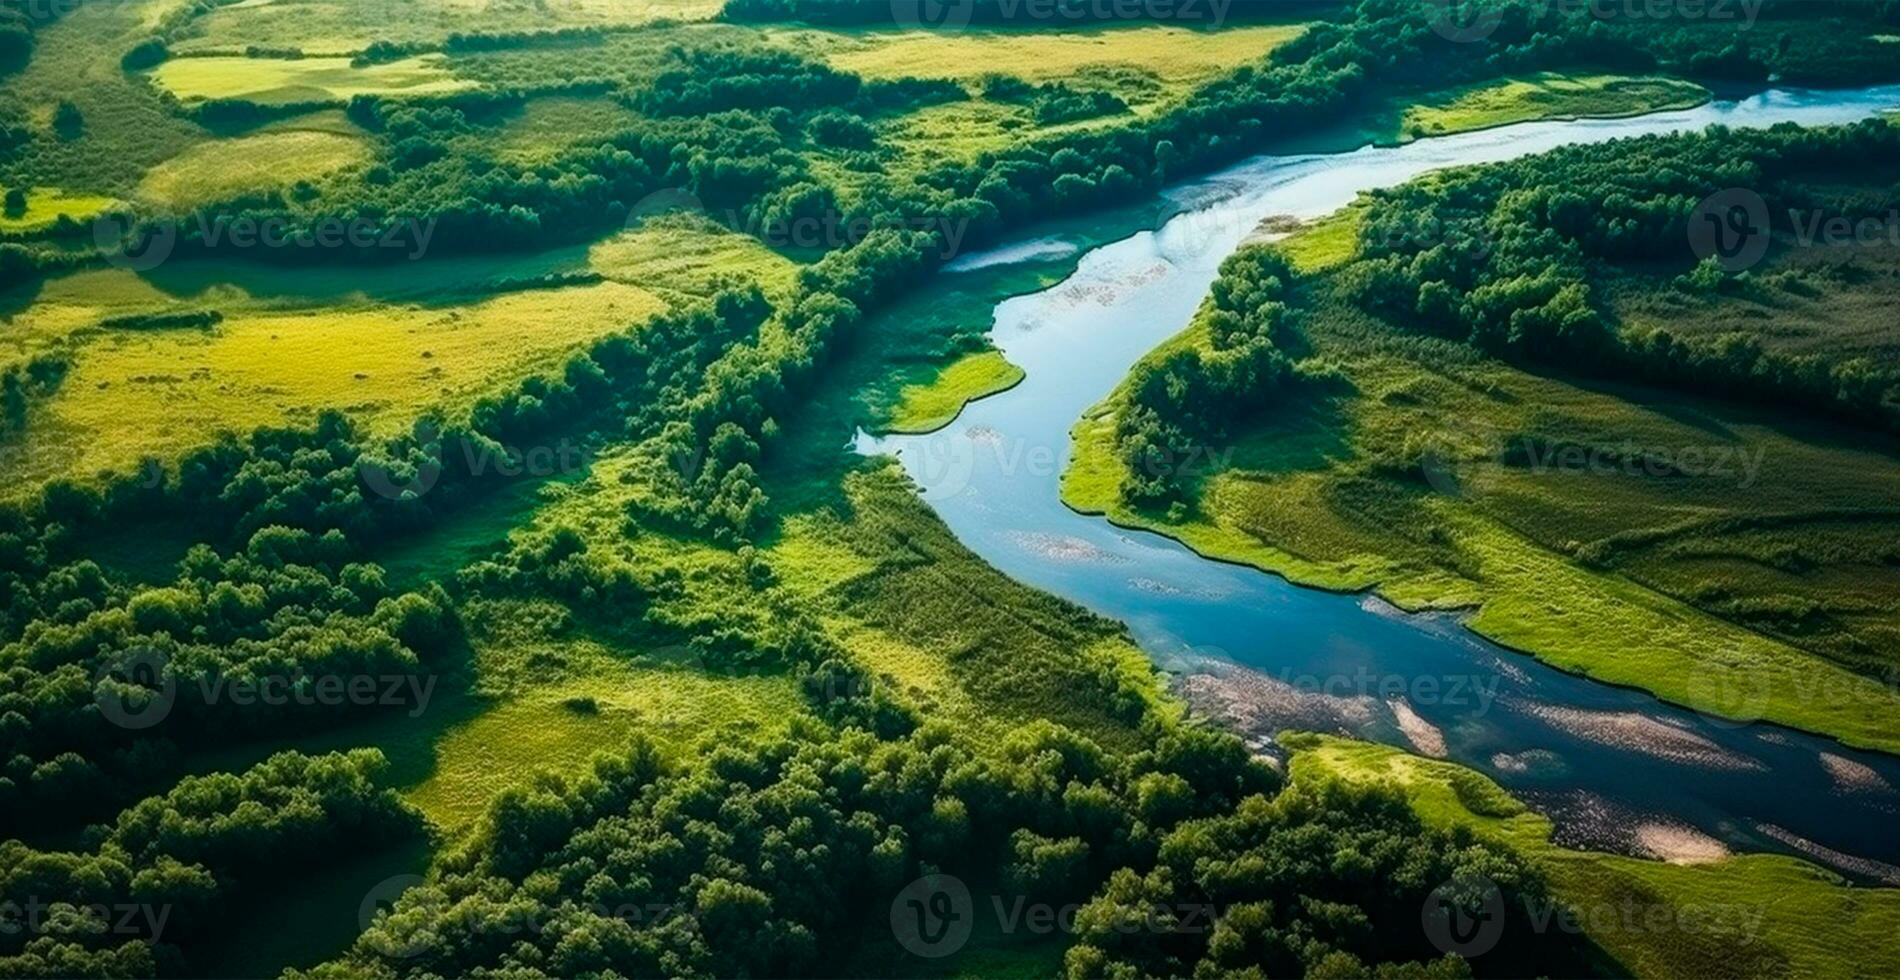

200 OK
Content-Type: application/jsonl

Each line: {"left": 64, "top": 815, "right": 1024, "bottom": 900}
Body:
{"left": 1290, "top": 734, "right": 1900, "bottom": 979}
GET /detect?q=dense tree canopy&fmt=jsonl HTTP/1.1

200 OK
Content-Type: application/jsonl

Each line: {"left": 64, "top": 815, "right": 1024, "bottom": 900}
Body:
{"left": 305, "top": 721, "right": 1579, "bottom": 980}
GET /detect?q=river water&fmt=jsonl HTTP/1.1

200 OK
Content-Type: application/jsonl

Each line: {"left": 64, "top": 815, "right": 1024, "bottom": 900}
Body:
{"left": 859, "top": 86, "right": 1900, "bottom": 876}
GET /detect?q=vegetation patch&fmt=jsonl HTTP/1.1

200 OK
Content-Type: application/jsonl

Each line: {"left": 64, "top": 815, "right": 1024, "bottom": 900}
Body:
{"left": 134, "top": 129, "right": 369, "bottom": 211}
{"left": 168, "top": 0, "right": 725, "bottom": 56}
{"left": 0, "top": 267, "right": 667, "bottom": 497}
{"left": 1065, "top": 121, "right": 1900, "bottom": 750}
{"left": 588, "top": 214, "right": 802, "bottom": 301}
{"left": 770, "top": 22, "right": 1310, "bottom": 110}
{"left": 0, "top": 185, "right": 118, "bottom": 232}
{"left": 1290, "top": 734, "right": 1900, "bottom": 980}
{"left": 1401, "top": 73, "right": 1710, "bottom": 141}
{"left": 881, "top": 348, "right": 1024, "bottom": 434}
{"left": 149, "top": 53, "right": 473, "bottom": 105}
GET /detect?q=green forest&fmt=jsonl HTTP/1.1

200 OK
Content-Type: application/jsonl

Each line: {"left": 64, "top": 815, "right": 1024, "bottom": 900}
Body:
{"left": 3, "top": 0, "right": 1900, "bottom": 977}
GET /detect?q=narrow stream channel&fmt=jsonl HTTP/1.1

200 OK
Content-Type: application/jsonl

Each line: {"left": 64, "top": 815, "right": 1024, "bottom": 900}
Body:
{"left": 860, "top": 86, "right": 1900, "bottom": 877}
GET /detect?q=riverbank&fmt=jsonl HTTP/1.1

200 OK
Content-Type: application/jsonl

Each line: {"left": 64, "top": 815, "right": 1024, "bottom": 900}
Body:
{"left": 1289, "top": 733, "right": 1900, "bottom": 979}
{"left": 1057, "top": 119, "right": 1900, "bottom": 757}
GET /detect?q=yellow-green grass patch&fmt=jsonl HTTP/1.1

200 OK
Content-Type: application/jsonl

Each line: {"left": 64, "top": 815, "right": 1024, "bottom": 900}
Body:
{"left": 0, "top": 186, "right": 119, "bottom": 232}
{"left": 149, "top": 54, "right": 473, "bottom": 106}
{"left": 0, "top": 273, "right": 665, "bottom": 496}
{"left": 589, "top": 214, "right": 802, "bottom": 301}
{"left": 0, "top": 215, "right": 809, "bottom": 499}
{"left": 868, "top": 98, "right": 1130, "bottom": 188}
{"left": 404, "top": 659, "right": 806, "bottom": 830}
{"left": 492, "top": 96, "right": 640, "bottom": 165}
{"left": 770, "top": 22, "right": 1308, "bottom": 106}
{"left": 1289, "top": 734, "right": 1900, "bottom": 979}
{"left": 1401, "top": 73, "right": 1710, "bottom": 141}
{"left": 135, "top": 130, "right": 370, "bottom": 211}
{"left": 170, "top": 0, "right": 725, "bottom": 55}
{"left": 1274, "top": 204, "right": 1364, "bottom": 274}
{"left": 881, "top": 349, "right": 1024, "bottom": 434}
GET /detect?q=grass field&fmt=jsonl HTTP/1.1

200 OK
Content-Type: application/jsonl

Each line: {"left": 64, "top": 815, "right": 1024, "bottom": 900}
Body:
{"left": 1269, "top": 72, "right": 1713, "bottom": 156}
{"left": 0, "top": 0, "right": 207, "bottom": 194}
{"left": 1608, "top": 240, "right": 1900, "bottom": 364}
{"left": 169, "top": 0, "right": 725, "bottom": 56}
{"left": 0, "top": 186, "right": 119, "bottom": 232}
{"left": 880, "top": 348, "right": 1024, "bottom": 434}
{"left": 590, "top": 214, "right": 803, "bottom": 301}
{"left": 1400, "top": 73, "right": 1710, "bottom": 141}
{"left": 0, "top": 217, "right": 803, "bottom": 498}
{"left": 135, "top": 129, "right": 370, "bottom": 210}
{"left": 490, "top": 95, "right": 643, "bottom": 166}
{"left": 771, "top": 21, "right": 1310, "bottom": 110}
{"left": 150, "top": 54, "right": 474, "bottom": 106}
{"left": 1290, "top": 734, "right": 1900, "bottom": 979}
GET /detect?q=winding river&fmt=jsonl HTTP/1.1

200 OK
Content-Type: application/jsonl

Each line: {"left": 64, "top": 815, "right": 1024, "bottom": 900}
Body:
{"left": 859, "top": 86, "right": 1900, "bottom": 876}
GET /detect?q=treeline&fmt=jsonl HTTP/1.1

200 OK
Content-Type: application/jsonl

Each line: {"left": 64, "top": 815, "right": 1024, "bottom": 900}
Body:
{"left": 621, "top": 229, "right": 939, "bottom": 541}
{"left": 1115, "top": 248, "right": 1309, "bottom": 509}
{"left": 1344, "top": 119, "right": 1900, "bottom": 432}
{"left": 634, "top": 45, "right": 861, "bottom": 116}
{"left": 123, "top": 51, "right": 891, "bottom": 262}
{"left": 719, "top": 0, "right": 1349, "bottom": 27}
{"left": 0, "top": 749, "right": 425, "bottom": 977}
{"left": 353, "top": 26, "right": 616, "bottom": 67}
{"left": 0, "top": 282, "right": 785, "bottom": 831}
{"left": 305, "top": 721, "right": 1580, "bottom": 979}
{"left": 0, "top": 0, "right": 75, "bottom": 75}
{"left": 0, "top": 525, "right": 458, "bottom": 835}
{"left": 981, "top": 75, "right": 1128, "bottom": 125}
{"left": 0, "top": 353, "right": 65, "bottom": 437}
